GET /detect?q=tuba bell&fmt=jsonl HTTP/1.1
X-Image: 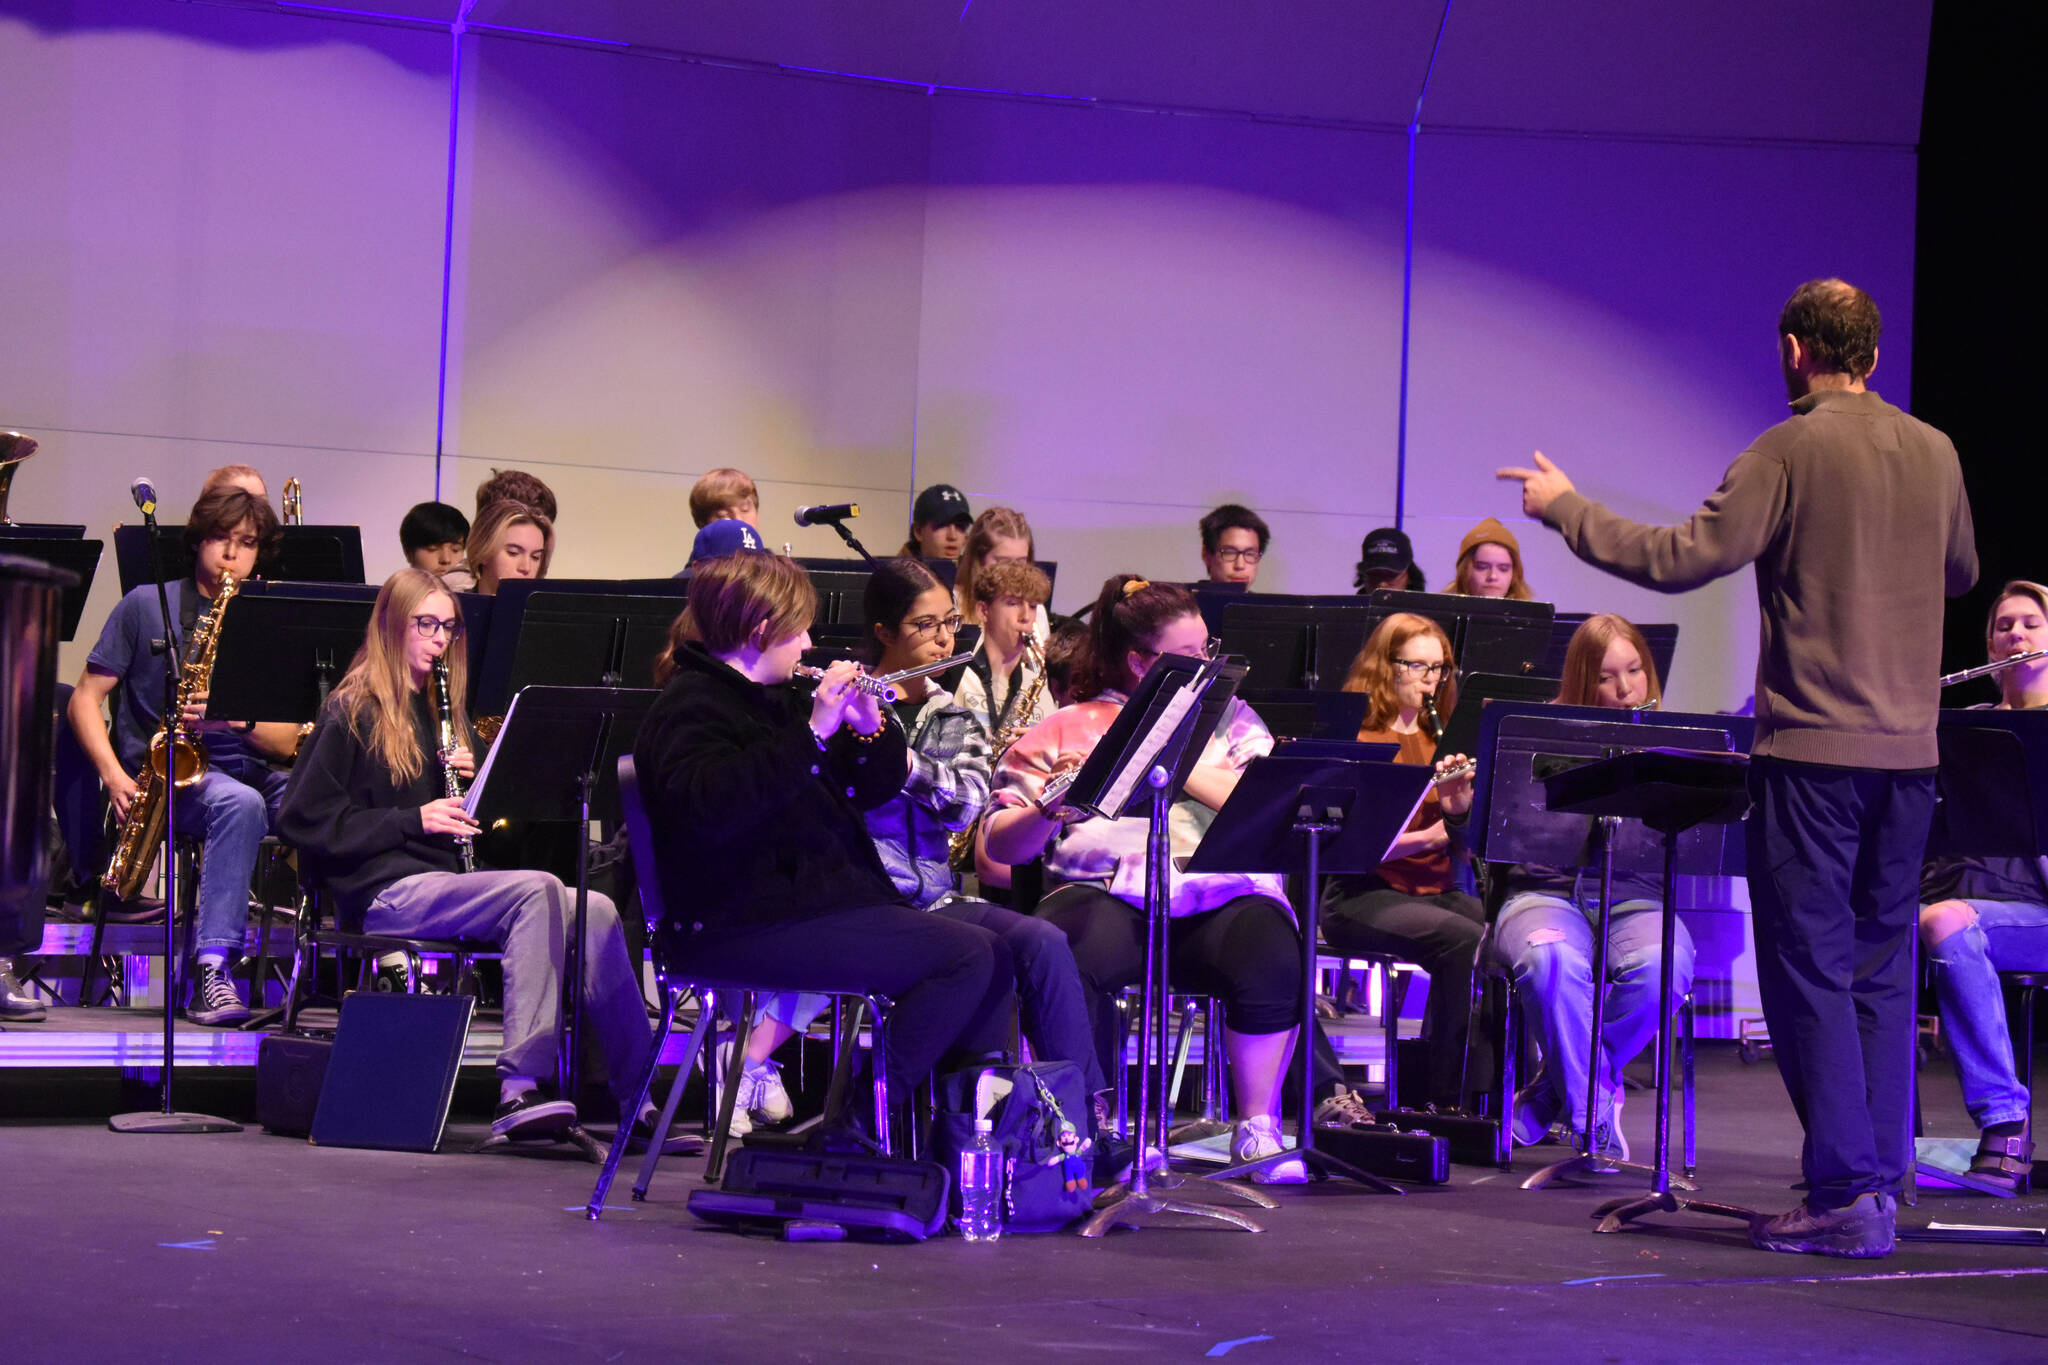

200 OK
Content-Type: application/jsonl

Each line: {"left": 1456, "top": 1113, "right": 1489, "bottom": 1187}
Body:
{"left": 0, "top": 431, "right": 38, "bottom": 525}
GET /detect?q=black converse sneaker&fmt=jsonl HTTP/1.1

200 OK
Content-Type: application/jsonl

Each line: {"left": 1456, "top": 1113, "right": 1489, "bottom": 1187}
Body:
{"left": 187, "top": 961, "right": 250, "bottom": 1026}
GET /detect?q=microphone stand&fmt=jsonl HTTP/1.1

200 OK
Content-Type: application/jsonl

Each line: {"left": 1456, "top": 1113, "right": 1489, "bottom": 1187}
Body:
{"left": 825, "top": 519, "right": 878, "bottom": 567}
{"left": 110, "top": 490, "right": 242, "bottom": 1134}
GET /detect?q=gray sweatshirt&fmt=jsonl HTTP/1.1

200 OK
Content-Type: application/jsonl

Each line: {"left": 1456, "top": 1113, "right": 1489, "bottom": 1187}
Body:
{"left": 1544, "top": 388, "right": 1977, "bottom": 769}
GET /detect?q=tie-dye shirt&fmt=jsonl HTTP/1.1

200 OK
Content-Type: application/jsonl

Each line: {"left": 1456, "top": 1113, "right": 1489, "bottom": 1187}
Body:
{"left": 987, "top": 690, "right": 1289, "bottom": 917}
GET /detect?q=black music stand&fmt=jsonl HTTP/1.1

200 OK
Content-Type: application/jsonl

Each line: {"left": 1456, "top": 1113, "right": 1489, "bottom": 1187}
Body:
{"left": 464, "top": 685, "right": 657, "bottom": 1163}
{"left": 1543, "top": 613, "right": 1679, "bottom": 682}
{"left": 1436, "top": 673, "right": 1560, "bottom": 763}
{"left": 0, "top": 537, "right": 101, "bottom": 641}
{"left": 1903, "top": 712, "right": 2048, "bottom": 1215}
{"left": 1194, "top": 750, "right": 1432, "bottom": 1191}
{"left": 469, "top": 582, "right": 688, "bottom": 716}
{"left": 1070, "top": 653, "right": 1276, "bottom": 1235}
{"left": 114, "top": 524, "right": 365, "bottom": 593}
{"left": 1215, "top": 597, "right": 1372, "bottom": 690}
{"left": 1236, "top": 688, "right": 1373, "bottom": 742}
{"left": 1470, "top": 707, "right": 1717, "bottom": 1187}
{"left": 1538, "top": 748, "right": 1756, "bottom": 1234}
{"left": 1366, "top": 590, "right": 1555, "bottom": 680}
{"left": 205, "top": 595, "right": 374, "bottom": 725}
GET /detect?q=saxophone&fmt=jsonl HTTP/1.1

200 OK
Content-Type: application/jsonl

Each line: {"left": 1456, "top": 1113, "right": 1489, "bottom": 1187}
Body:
{"left": 950, "top": 635, "right": 1048, "bottom": 870}
{"left": 432, "top": 656, "right": 476, "bottom": 873}
{"left": 102, "top": 571, "right": 242, "bottom": 899}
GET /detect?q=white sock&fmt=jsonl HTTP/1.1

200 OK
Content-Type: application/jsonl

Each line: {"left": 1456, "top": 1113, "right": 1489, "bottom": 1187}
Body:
{"left": 500, "top": 1076, "right": 538, "bottom": 1107}
{"left": 194, "top": 949, "right": 230, "bottom": 973}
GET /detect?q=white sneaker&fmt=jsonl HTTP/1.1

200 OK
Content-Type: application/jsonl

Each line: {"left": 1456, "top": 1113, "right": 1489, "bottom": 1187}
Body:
{"left": 744, "top": 1059, "right": 793, "bottom": 1124}
{"left": 1232, "top": 1116, "right": 1307, "bottom": 1185}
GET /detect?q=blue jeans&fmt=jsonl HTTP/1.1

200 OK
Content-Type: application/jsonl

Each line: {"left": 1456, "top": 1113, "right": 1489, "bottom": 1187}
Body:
{"left": 185, "top": 760, "right": 287, "bottom": 955}
{"left": 1926, "top": 898, "right": 2048, "bottom": 1130}
{"left": 1498, "top": 892, "right": 1695, "bottom": 1132}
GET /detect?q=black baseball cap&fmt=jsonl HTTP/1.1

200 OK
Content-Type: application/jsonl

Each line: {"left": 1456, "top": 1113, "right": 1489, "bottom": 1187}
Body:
{"left": 912, "top": 483, "right": 973, "bottom": 530}
{"left": 1359, "top": 526, "right": 1414, "bottom": 573}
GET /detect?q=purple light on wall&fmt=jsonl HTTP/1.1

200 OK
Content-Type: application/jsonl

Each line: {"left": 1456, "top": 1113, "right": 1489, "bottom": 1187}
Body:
{"left": 431, "top": 1, "right": 478, "bottom": 501}
{"left": 1395, "top": 0, "right": 1454, "bottom": 532}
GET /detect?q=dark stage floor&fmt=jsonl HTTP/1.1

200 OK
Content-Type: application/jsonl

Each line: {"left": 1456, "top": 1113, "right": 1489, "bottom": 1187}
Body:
{"left": 8, "top": 1046, "right": 2045, "bottom": 1362}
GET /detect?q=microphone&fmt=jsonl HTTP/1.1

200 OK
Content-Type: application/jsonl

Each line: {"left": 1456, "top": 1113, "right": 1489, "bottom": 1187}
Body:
{"left": 793, "top": 502, "right": 859, "bottom": 528}
{"left": 130, "top": 476, "right": 159, "bottom": 518}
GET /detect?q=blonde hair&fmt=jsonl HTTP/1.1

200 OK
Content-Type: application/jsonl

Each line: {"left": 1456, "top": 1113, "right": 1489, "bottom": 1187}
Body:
{"left": 1554, "top": 614, "right": 1662, "bottom": 709}
{"left": 466, "top": 498, "right": 554, "bottom": 591}
{"left": 328, "top": 569, "right": 473, "bottom": 784}
{"left": 688, "top": 468, "right": 758, "bottom": 528}
{"left": 1342, "top": 612, "right": 1459, "bottom": 732}
{"left": 955, "top": 507, "right": 1036, "bottom": 625}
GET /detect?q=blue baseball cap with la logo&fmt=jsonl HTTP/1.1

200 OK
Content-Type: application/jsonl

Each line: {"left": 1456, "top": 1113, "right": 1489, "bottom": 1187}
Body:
{"left": 690, "top": 518, "right": 766, "bottom": 565}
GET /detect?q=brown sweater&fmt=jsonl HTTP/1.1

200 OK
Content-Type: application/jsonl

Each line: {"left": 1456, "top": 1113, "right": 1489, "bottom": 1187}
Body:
{"left": 1544, "top": 389, "right": 1977, "bottom": 769}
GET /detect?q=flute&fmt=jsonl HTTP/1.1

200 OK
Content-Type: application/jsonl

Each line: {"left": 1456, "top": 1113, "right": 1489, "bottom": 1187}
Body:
{"left": 792, "top": 651, "right": 974, "bottom": 701}
{"left": 1939, "top": 649, "right": 2048, "bottom": 688}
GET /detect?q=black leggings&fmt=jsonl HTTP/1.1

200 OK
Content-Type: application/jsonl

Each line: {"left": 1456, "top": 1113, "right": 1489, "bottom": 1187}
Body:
{"left": 1037, "top": 885, "right": 1306, "bottom": 1097}
{"left": 1320, "top": 879, "right": 1490, "bottom": 1108}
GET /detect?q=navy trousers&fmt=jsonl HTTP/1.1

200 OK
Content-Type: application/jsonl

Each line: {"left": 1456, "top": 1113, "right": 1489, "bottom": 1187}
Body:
{"left": 1745, "top": 756, "right": 1937, "bottom": 1209}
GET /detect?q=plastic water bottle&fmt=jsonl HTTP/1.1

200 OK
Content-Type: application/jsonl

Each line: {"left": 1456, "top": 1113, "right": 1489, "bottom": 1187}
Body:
{"left": 956, "top": 1118, "right": 1003, "bottom": 1242}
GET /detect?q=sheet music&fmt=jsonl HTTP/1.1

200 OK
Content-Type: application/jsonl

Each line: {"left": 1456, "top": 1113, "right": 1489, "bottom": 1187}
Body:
{"left": 1097, "top": 676, "right": 1204, "bottom": 816}
{"left": 461, "top": 693, "right": 517, "bottom": 818}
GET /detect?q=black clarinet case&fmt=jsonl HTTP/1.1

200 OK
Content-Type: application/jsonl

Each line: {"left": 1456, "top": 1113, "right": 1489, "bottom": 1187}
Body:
{"left": 687, "top": 1148, "right": 951, "bottom": 1242}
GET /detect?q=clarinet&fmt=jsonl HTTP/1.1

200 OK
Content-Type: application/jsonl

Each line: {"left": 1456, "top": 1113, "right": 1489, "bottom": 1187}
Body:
{"left": 1421, "top": 691, "right": 1444, "bottom": 742}
{"left": 432, "top": 656, "right": 475, "bottom": 873}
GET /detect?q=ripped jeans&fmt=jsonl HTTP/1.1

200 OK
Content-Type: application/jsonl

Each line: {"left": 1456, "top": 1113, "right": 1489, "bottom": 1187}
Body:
{"left": 1497, "top": 892, "right": 1695, "bottom": 1132}
{"left": 1925, "top": 898, "right": 2048, "bottom": 1130}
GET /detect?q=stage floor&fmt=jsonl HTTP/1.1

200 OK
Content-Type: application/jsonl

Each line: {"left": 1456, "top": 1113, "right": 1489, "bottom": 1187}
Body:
{"left": 6, "top": 1046, "right": 2043, "bottom": 1362}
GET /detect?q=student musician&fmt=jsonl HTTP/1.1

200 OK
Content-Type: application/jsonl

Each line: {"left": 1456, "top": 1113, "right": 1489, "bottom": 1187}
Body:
{"left": 1449, "top": 517, "right": 1536, "bottom": 601}
{"left": 473, "top": 467, "right": 558, "bottom": 523}
{"left": 1321, "top": 613, "right": 1489, "bottom": 1111}
{"left": 633, "top": 553, "right": 1016, "bottom": 1120}
{"left": 721, "top": 558, "right": 1101, "bottom": 1133}
{"left": 401, "top": 501, "right": 473, "bottom": 590}
{"left": 202, "top": 464, "right": 269, "bottom": 503}
{"left": 466, "top": 499, "right": 553, "bottom": 595}
{"left": 1355, "top": 526, "right": 1425, "bottom": 594}
{"left": 981, "top": 575, "right": 1360, "bottom": 1182}
{"left": 954, "top": 506, "right": 1038, "bottom": 628}
{"left": 1487, "top": 614, "right": 1693, "bottom": 1159}
{"left": 1199, "top": 504, "right": 1270, "bottom": 588}
{"left": 68, "top": 487, "right": 299, "bottom": 1025}
{"left": 899, "top": 483, "right": 973, "bottom": 561}
{"left": 955, "top": 559, "right": 1055, "bottom": 743}
{"left": 1917, "top": 580, "right": 2048, "bottom": 1190}
{"left": 277, "top": 569, "right": 657, "bottom": 1142}
{"left": 689, "top": 468, "right": 759, "bottom": 529}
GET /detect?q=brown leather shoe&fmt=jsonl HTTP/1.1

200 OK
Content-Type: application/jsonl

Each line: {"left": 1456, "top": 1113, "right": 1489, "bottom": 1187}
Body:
{"left": 1969, "top": 1123, "right": 2034, "bottom": 1192}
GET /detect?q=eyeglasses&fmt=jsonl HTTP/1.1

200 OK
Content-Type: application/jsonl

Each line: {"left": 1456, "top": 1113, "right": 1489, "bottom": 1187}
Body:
{"left": 1141, "top": 638, "right": 1224, "bottom": 662}
{"left": 905, "top": 614, "right": 964, "bottom": 639}
{"left": 410, "top": 615, "right": 463, "bottom": 640}
{"left": 1213, "top": 547, "right": 1263, "bottom": 565}
{"left": 1391, "top": 658, "right": 1448, "bottom": 680}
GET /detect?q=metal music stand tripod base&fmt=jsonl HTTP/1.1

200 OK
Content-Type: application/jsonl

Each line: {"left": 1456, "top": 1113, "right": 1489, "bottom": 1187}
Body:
{"left": 1593, "top": 1188, "right": 1756, "bottom": 1233}
{"left": 109, "top": 1111, "right": 243, "bottom": 1135}
{"left": 470, "top": 1126, "right": 609, "bottom": 1163}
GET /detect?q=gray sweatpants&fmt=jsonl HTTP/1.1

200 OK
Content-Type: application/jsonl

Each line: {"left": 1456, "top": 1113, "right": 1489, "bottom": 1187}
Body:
{"left": 364, "top": 869, "right": 652, "bottom": 1117}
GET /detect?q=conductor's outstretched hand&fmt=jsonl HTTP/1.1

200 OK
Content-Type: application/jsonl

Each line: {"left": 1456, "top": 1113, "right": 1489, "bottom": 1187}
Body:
{"left": 1497, "top": 451, "right": 1575, "bottom": 520}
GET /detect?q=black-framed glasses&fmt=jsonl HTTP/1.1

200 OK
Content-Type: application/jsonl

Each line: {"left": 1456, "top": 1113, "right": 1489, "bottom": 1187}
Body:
{"left": 1391, "top": 658, "right": 1448, "bottom": 680}
{"left": 906, "top": 613, "right": 964, "bottom": 639}
{"left": 411, "top": 615, "right": 463, "bottom": 640}
{"left": 1213, "top": 547, "right": 1262, "bottom": 564}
